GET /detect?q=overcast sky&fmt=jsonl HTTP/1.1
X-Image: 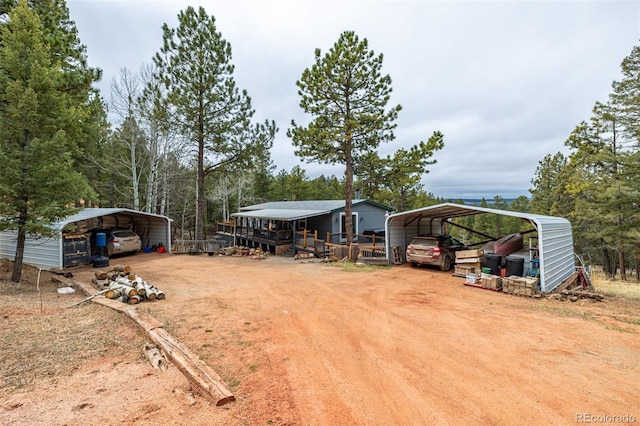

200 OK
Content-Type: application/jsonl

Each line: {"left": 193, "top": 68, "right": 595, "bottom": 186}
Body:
{"left": 67, "top": 0, "right": 640, "bottom": 200}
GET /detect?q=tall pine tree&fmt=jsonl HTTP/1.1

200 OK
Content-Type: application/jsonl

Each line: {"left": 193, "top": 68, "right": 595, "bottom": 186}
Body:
{"left": 0, "top": 0, "right": 95, "bottom": 282}
{"left": 153, "top": 6, "right": 255, "bottom": 240}
{"left": 288, "top": 31, "right": 402, "bottom": 247}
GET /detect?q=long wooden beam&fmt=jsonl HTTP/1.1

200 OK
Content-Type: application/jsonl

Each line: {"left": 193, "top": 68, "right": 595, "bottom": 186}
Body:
{"left": 70, "top": 278, "right": 235, "bottom": 406}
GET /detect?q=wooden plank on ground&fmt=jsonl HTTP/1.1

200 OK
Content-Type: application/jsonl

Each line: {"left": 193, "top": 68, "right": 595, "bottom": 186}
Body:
{"left": 69, "top": 274, "right": 234, "bottom": 406}
{"left": 143, "top": 326, "right": 235, "bottom": 406}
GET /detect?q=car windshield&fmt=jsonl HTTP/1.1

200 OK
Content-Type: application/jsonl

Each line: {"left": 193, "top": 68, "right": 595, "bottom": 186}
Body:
{"left": 113, "top": 230, "right": 138, "bottom": 238}
{"left": 411, "top": 238, "right": 438, "bottom": 246}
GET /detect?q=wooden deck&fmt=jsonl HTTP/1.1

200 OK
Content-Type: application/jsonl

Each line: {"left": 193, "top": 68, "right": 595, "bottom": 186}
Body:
{"left": 214, "top": 221, "right": 393, "bottom": 262}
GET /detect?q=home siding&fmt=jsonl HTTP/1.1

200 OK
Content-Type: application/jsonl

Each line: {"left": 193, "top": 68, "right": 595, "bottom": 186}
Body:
{"left": 352, "top": 203, "right": 388, "bottom": 231}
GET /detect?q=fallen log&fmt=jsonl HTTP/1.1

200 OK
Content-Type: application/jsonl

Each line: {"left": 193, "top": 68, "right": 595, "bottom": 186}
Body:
{"left": 155, "top": 289, "right": 166, "bottom": 300}
{"left": 128, "top": 294, "right": 143, "bottom": 304}
{"left": 73, "top": 281, "right": 232, "bottom": 405}
{"left": 105, "top": 288, "right": 123, "bottom": 300}
{"left": 91, "top": 295, "right": 130, "bottom": 312}
{"left": 560, "top": 289, "right": 604, "bottom": 301}
{"left": 125, "top": 309, "right": 234, "bottom": 406}
{"left": 50, "top": 268, "right": 73, "bottom": 278}
{"left": 50, "top": 274, "right": 70, "bottom": 286}
{"left": 144, "top": 343, "right": 168, "bottom": 370}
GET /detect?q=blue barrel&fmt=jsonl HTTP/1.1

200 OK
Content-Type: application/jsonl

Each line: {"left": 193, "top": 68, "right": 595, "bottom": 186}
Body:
{"left": 96, "top": 232, "right": 107, "bottom": 248}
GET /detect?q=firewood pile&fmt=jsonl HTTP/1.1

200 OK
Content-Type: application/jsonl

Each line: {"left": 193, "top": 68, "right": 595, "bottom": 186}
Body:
{"left": 218, "top": 246, "right": 269, "bottom": 259}
{"left": 92, "top": 264, "right": 165, "bottom": 304}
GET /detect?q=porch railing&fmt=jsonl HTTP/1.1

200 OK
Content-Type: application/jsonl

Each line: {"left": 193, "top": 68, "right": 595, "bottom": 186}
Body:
{"left": 214, "top": 222, "right": 389, "bottom": 261}
{"left": 173, "top": 239, "right": 229, "bottom": 254}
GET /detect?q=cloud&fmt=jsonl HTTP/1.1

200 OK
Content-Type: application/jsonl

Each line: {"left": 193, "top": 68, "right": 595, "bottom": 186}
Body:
{"left": 68, "top": 0, "right": 640, "bottom": 199}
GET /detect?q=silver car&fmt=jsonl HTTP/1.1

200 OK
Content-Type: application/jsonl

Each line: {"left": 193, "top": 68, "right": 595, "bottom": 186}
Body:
{"left": 405, "top": 235, "right": 467, "bottom": 271}
{"left": 92, "top": 228, "right": 142, "bottom": 257}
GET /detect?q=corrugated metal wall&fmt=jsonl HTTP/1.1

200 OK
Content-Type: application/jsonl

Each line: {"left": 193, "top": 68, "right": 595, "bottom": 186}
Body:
{"left": 0, "top": 209, "right": 172, "bottom": 270}
{"left": 536, "top": 218, "right": 575, "bottom": 293}
{"left": 384, "top": 204, "right": 575, "bottom": 294}
{"left": 387, "top": 216, "right": 444, "bottom": 263}
{"left": 0, "top": 231, "right": 61, "bottom": 270}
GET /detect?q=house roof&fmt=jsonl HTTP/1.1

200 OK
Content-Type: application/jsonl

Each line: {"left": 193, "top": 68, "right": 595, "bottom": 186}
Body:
{"left": 232, "top": 209, "right": 330, "bottom": 221}
{"left": 240, "top": 199, "right": 392, "bottom": 212}
{"left": 234, "top": 199, "right": 393, "bottom": 221}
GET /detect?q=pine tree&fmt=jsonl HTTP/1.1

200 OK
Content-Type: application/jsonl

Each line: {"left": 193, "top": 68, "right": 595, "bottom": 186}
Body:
{"left": 0, "top": 0, "right": 95, "bottom": 282}
{"left": 529, "top": 152, "right": 569, "bottom": 215}
{"left": 288, "top": 31, "right": 402, "bottom": 247}
{"left": 1, "top": 0, "right": 108, "bottom": 184}
{"left": 153, "top": 6, "right": 255, "bottom": 240}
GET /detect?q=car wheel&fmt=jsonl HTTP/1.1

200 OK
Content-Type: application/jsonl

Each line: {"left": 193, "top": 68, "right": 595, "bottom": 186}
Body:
{"left": 411, "top": 262, "right": 418, "bottom": 267}
{"left": 441, "top": 255, "right": 452, "bottom": 272}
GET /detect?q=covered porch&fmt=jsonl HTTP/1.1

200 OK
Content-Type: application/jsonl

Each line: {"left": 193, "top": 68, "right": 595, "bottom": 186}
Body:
{"left": 216, "top": 215, "right": 387, "bottom": 259}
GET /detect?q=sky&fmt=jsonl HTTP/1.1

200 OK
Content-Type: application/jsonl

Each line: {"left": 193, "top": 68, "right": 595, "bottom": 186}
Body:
{"left": 67, "top": 0, "right": 640, "bottom": 200}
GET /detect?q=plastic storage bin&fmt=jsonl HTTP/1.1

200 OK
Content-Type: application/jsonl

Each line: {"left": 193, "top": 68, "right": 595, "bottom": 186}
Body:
{"left": 485, "top": 253, "right": 502, "bottom": 275}
{"left": 505, "top": 256, "right": 524, "bottom": 277}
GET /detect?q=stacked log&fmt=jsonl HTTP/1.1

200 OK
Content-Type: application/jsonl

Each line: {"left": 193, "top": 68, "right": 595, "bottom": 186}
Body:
{"left": 92, "top": 264, "right": 166, "bottom": 304}
{"left": 215, "top": 246, "right": 269, "bottom": 259}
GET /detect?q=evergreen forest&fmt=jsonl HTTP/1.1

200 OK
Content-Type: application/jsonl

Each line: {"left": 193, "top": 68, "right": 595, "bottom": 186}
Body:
{"left": 1, "top": 1, "right": 638, "bottom": 281}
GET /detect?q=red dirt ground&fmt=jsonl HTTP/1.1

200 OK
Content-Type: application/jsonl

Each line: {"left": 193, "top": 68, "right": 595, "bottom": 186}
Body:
{"left": 1, "top": 253, "right": 639, "bottom": 425}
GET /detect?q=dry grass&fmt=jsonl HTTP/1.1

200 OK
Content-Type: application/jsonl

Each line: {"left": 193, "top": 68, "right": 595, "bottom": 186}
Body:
{"left": 593, "top": 277, "right": 640, "bottom": 301}
{"left": 0, "top": 275, "right": 146, "bottom": 394}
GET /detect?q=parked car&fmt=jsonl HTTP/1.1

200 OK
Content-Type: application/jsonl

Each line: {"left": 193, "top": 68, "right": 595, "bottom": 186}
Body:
{"left": 405, "top": 235, "right": 468, "bottom": 271}
{"left": 90, "top": 228, "right": 142, "bottom": 257}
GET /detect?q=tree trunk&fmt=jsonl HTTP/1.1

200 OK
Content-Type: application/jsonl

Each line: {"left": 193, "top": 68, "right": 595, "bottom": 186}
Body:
{"left": 146, "top": 122, "right": 159, "bottom": 214}
{"left": 344, "top": 153, "right": 354, "bottom": 248}
{"left": 11, "top": 223, "right": 26, "bottom": 283}
{"left": 617, "top": 240, "right": 627, "bottom": 281}
{"left": 12, "top": 128, "right": 30, "bottom": 283}
{"left": 602, "top": 246, "right": 614, "bottom": 278}
{"left": 130, "top": 126, "right": 140, "bottom": 211}
{"left": 196, "top": 136, "right": 205, "bottom": 240}
{"left": 160, "top": 150, "right": 168, "bottom": 216}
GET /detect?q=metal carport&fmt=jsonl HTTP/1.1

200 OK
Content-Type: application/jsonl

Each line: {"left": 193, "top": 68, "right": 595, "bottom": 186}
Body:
{"left": 384, "top": 203, "right": 575, "bottom": 294}
{"left": 0, "top": 208, "right": 172, "bottom": 271}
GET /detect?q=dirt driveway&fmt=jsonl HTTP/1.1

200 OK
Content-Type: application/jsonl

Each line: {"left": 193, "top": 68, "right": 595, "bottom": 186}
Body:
{"left": 2, "top": 253, "right": 639, "bottom": 425}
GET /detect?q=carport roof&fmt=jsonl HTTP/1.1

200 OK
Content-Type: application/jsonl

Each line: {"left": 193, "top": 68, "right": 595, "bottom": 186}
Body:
{"left": 389, "top": 202, "right": 569, "bottom": 225}
{"left": 385, "top": 202, "right": 575, "bottom": 294}
{"left": 53, "top": 207, "right": 171, "bottom": 230}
